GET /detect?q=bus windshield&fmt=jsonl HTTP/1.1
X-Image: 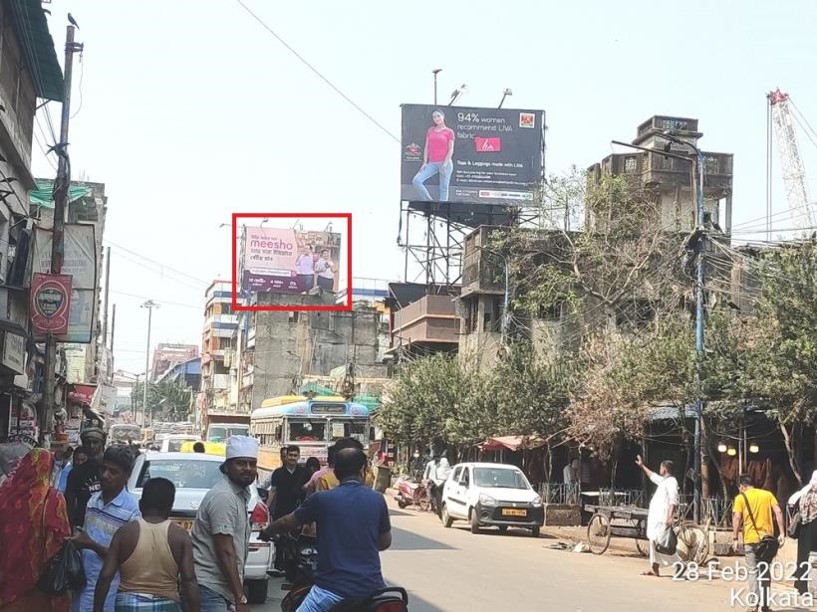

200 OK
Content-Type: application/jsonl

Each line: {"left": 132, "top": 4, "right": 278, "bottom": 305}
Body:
{"left": 289, "top": 420, "right": 326, "bottom": 442}
{"left": 329, "top": 419, "right": 368, "bottom": 442}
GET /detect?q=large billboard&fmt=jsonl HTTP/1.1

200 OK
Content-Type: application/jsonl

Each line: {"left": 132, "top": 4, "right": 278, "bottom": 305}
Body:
{"left": 242, "top": 227, "right": 342, "bottom": 294}
{"left": 401, "top": 104, "right": 545, "bottom": 205}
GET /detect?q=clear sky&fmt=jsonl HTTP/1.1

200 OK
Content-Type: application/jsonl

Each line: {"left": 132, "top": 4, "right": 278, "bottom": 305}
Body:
{"left": 31, "top": 0, "right": 817, "bottom": 375}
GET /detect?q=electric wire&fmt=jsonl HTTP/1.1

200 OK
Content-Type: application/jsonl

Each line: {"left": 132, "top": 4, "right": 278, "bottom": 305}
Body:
{"left": 104, "top": 240, "right": 210, "bottom": 285}
{"left": 234, "top": 0, "right": 400, "bottom": 144}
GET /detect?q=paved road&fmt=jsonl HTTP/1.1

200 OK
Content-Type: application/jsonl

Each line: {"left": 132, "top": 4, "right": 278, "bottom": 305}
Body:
{"left": 254, "top": 502, "right": 807, "bottom": 611}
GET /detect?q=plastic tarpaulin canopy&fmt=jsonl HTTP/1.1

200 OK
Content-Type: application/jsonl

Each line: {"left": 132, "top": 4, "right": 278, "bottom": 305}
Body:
{"left": 480, "top": 436, "right": 546, "bottom": 452}
{"left": 29, "top": 181, "right": 93, "bottom": 208}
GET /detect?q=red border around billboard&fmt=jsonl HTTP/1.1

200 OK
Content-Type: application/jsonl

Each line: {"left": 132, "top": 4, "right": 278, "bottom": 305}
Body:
{"left": 232, "top": 213, "right": 352, "bottom": 312}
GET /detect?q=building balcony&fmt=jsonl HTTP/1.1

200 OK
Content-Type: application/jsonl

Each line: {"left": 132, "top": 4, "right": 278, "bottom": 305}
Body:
{"left": 641, "top": 151, "right": 733, "bottom": 195}
{"left": 391, "top": 294, "right": 459, "bottom": 347}
{"left": 211, "top": 373, "right": 230, "bottom": 390}
{"left": 461, "top": 227, "right": 506, "bottom": 298}
{"left": 593, "top": 151, "right": 733, "bottom": 197}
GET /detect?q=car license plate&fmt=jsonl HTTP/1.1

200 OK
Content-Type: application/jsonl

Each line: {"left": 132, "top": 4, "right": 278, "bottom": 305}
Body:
{"left": 501, "top": 509, "right": 527, "bottom": 517}
{"left": 173, "top": 519, "right": 194, "bottom": 531}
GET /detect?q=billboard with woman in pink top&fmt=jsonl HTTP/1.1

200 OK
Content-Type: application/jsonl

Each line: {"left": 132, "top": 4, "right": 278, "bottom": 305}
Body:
{"left": 401, "top": 103, "right": 545, "bottom": 206}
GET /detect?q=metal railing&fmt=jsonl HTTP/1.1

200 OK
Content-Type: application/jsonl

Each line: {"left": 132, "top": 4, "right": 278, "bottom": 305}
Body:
{"left": 539, "top": 482, "right": 580, "bottom": 505}
{"left": 598, "top": 488, "right": 646, "bottom": 508}
{"left": 703, "top": 497, "right": 733, "bottom": 526}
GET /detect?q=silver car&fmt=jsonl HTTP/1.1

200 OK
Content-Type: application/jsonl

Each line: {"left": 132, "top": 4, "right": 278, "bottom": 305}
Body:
{"left": 127, "top": 452, "right": 273, "bottom": 604}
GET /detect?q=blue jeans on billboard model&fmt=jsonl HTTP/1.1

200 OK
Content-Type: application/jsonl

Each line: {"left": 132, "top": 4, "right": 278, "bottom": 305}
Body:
{"left": 412, "top": 161, "right": 452, "bottom": 201}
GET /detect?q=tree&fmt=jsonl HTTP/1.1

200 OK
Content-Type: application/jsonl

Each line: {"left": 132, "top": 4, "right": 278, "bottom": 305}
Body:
{"left": 737, "top": 242, "right": 817, "bottom": 484}
{"left": 132, "top": 378, "right": 193, "bottom": 422}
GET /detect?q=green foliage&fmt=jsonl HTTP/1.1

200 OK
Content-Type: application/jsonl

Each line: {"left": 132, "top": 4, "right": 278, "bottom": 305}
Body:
{"left": 132, "top": 378, "right": 193, "bottom": 421}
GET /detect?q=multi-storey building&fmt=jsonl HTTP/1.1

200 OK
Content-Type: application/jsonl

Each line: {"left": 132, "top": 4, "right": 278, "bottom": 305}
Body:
{"left": 588, "top": 115, "right": 734, "bottom": 232}
{"left": 152, "top": 343, "right": 199, "bottom": 381}
{"left": 200, "top": 280, "right": 238, "bottom": 413}
{"left": 236, "top": 293, "right": 387, "bottom": 414}
{"left": 0, "top": 2, "right": 63, "bottom": 439}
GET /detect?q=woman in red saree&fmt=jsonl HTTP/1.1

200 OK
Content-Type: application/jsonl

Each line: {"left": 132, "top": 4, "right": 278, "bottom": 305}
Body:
{"left": 0, "top": 448, "right": 71, "bottom": 612}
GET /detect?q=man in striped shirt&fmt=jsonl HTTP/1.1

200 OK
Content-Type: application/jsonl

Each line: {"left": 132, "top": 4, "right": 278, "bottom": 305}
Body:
{"left": 72, "top": 445, "right": 141, "bottom": 612}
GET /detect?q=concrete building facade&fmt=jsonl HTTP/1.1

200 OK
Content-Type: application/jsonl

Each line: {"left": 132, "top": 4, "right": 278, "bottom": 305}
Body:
{"left": 0, "top": 2, "right": 63, "bottom": 439}
{"left": 200, "top": 280, "right": 238, "bottom": 412}
{"left": 237, "top": 293, "right": 387, "bottom": 413}
{"left": 588, "top": 115, "right": 734, "bottom": 233}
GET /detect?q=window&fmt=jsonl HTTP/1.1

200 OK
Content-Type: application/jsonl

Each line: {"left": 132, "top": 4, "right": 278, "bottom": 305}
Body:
{"left": 452, "top": 466, "right": 463, "bottom": 482}
{"left": 473, "top": 467, "right": 530, "bottom": 490}
{"left": 465, "top": 299, "right": 478, "bottom": 333}
{"left": 483, "top": 297, "right": 503, "bottom": 332}
{"left": 288, "top": 420, "right": 326, "bottom": 442}
{"left": 329, "top": 420, "right": 368, "bottom": 442}
{"left": 460, "top": 468, "right": 470, "bottom": 487}
{"left": 624, "top": 156, "right": 638, "bottom": 173}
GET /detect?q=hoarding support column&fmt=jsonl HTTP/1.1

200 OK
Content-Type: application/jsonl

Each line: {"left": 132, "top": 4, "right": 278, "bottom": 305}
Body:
{"left": 40, "top": 25, "right": 82, "bottom": 445}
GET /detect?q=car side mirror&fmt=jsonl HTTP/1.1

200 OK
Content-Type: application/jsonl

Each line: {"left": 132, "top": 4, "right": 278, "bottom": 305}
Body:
{"left": 257, "top": 487, "right": 269, "bottom": 501}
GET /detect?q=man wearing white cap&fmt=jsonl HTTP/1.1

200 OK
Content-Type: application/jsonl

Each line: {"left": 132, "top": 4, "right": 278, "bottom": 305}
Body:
{"left": 191, "top": 435, "right": 258, "bottom": 612}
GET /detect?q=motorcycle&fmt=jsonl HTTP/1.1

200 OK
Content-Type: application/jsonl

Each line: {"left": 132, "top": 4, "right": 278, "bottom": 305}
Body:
{"left": 270, "top": 532, "right": 409, "bottom": 612}
{"left": 393, "top": 475, "right": 431, "bottom": 511}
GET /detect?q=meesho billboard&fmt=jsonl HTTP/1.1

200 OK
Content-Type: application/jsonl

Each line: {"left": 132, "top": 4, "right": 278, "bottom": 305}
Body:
{"left": 242, "top": 227, "right": 342, "bottom": 294}
{"left": 401, "top": 104, "right": 545, "bottom": 205}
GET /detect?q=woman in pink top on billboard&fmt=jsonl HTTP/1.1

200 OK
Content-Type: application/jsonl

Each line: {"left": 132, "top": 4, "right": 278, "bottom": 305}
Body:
{"left": 412, "top": 109, "right": 455, "bottom": 201}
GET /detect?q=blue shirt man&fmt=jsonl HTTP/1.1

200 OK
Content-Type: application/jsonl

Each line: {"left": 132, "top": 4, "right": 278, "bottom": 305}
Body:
{"left": 72, "top": 445, "right": 140, "bottom": 612}
{"left": 263, "top": 448, "right": 392, "bottom": 611}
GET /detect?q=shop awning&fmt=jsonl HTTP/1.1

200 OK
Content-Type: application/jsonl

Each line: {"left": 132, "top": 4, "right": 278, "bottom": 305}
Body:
{"left": 29, "top": 180, "right": 93, "bottom": 208}
{"left": 480, "top": 436, "right": 546, "bottom": 452}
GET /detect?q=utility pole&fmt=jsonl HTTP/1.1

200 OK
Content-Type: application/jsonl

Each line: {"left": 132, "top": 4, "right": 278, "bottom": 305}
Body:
{"left": 432, "top": 68, "right": 442, "bottom": 105}
{"left": 101, "top": 246, "right": 111, "bottom": 362}
{"left": 692, "top": 149, "right": 706, "bottom": 525}
{"left": 40, "top": 25, "right": 83, "bottom": 444}
{"left": 612, "top": 135, "right": 707, "bottom": 522}
{"left": 141, "top": 300, "right": 159, "bottom": 426}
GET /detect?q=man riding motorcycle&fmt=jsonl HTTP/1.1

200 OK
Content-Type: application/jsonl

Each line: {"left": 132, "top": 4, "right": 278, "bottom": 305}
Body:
{"left": 262, "top": 448, "right": 392, "bottom": 612}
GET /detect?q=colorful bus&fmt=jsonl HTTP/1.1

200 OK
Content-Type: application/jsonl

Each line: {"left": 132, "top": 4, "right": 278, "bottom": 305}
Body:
{"left": 250, "top": 395, "right": 372, "bottom": 474}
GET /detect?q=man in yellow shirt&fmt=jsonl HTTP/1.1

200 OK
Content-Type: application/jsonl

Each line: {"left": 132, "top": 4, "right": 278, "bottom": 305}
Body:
{"left": 316, "top": 438, "right": 374, "bottom": 491}
{"left": 732, "top": 474, "right": 785, "bottom": 612}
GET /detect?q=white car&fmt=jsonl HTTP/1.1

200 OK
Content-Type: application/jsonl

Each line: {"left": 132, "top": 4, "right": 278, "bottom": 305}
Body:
{"left": 128, "top": 452, "right": 273, "bottom": 604}
{"left": 440, "top": 462, "right": 544, "bottom": 537}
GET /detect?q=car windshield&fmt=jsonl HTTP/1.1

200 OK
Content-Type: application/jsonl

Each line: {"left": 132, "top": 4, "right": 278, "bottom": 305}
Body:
{"left": 136, "top": 459, "right": 223, "bottom": 489}
{"left": 227, "top": 426, "right": 249, "bottom": 437}
{"left": 473, "top": 467, "right": 530, "bottom": 490}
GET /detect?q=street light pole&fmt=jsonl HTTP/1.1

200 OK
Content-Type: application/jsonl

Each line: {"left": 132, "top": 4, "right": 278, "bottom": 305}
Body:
{"left": 432, "top": 69, "right": 442, "bottom": 105}
{"left": 141, "top": 300, "right": 159, "bottom": 426}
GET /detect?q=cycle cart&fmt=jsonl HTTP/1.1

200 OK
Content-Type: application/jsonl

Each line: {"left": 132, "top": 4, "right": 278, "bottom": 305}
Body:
{"left": 586, "top": 505, "right": 650, "bottom": 556}
{"left": 586, "top": 504, "right": 711, "bottom": 564}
